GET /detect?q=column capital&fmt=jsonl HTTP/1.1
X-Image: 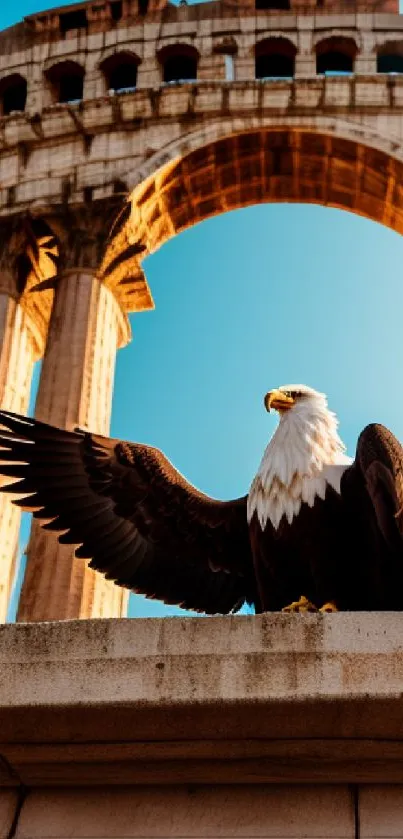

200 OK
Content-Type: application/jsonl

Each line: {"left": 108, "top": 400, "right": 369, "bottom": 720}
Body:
{"left": 47, "top": 201, "right": 124, "bottom": 274}
{"left": 0, "top": 214, "right": 58, "bottom": 358}
{"left": 39, "top": 201, "right": 132, "bottom": 347}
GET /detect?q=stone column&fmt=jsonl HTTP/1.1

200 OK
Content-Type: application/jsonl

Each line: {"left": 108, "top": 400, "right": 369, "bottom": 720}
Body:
{"left": 17, "top": 268, "right": 131, "bottom": 622}
{"left": 295, "top": 31, "right": 315, "bottom": 78}
{"left": 355, "top": 54, "right": 377, "bottom": 74}
{"left": 0, "top": 291, "right": 43, "bottom": 622}
{"left": 0, "top": 212, "right": 51, "bottom": 624}
{"left": 294, "top": 55, "right": 317, "bottom": 77}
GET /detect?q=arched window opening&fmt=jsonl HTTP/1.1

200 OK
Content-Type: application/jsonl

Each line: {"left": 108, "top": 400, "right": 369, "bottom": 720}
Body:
{"left": 255, "top": 0, "right": 290, "bottom": 10}
{"left": 158, "top": 45, "right": 199, "bottom": 84}
{"left": 46, "top": 61, "right": 85, "bottom": 104}
{"left": 377, "top": 42, "right": 403, "bottom": 73}
{"left": 316, "top": 37, "right": 357, "bottom": 75}
{"left": 110, "top": 1, "right": 123, "bottom": 21}
{"left": 100, "top": 52, "right": 139, "bottom": 94}
{"left": 59, "top": 8, "right": 87, "bottom": 34}
{"left": 255, "top": 39, "right": 296, "bottom": 79}
{"left": 0, "top": 74, "right": 27, "bottom": 116}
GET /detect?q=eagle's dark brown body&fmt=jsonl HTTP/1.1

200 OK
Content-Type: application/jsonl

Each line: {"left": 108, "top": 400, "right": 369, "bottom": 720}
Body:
{"left": 250, "top": 424, "right": 403, "bottom": 613}
{"left": 0, "top": 407, "right": 402, "bottom": 614}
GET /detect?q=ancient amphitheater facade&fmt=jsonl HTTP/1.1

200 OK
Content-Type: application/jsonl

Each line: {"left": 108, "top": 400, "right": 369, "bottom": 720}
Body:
{"left": 0, "top": 0, "right": 402, "bottom": 621}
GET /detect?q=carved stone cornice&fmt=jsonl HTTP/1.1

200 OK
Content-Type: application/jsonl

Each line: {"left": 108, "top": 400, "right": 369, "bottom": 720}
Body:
{"left": 0, "top": 202, "right": 133, "bottom": 353}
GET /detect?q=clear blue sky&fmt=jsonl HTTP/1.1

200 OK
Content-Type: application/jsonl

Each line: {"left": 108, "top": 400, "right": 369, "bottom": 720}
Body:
{"left": 5, "top": 2, "right": 403, "bottom": 619}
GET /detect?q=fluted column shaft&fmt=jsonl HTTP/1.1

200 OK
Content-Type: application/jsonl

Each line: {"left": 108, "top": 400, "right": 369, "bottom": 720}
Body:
{"left": 17, "top": 271, "right": 130, "bottom": 622}
{"left": 0, "top": 293, "right": 41, "bottom": 622}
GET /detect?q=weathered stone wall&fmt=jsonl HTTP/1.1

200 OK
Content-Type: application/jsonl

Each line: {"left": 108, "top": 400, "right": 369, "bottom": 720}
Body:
{"left": 1, "top": 614, "right": 403, "bottom": 836}
{"left": 3, "top": 8, "right": 403, "bottom": 230}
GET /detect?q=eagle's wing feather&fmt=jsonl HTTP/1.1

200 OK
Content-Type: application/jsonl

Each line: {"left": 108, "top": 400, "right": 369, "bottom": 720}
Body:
{"left": 348, "top": 423, "right": 403, "bottom": 548}
{"left": 0, "top": 411, "right": 255, "bottom": 614}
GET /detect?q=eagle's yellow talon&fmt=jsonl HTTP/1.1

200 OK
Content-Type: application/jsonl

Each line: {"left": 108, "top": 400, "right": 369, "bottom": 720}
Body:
{"left": 319, "top": 601, "right": 339, "bottom": 613}
{"left": 282, "top": 595, "right": 318, "bottom": 613}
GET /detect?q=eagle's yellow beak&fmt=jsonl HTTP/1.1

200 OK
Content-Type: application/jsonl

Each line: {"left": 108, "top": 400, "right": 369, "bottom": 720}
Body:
{"left": 265, "top": 389, "right": 295, "bottom": 413}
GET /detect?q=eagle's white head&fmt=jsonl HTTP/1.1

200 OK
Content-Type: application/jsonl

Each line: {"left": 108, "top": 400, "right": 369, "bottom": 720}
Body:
{"left": 247, "top": 384, "right": 352, "bottom": 530}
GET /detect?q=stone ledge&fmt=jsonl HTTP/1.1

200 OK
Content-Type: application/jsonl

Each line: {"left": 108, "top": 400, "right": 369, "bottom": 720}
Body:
{"left": 1, "top": 613, "right": 403, "bottom": 786}
{"left": 3, "top": 77, "right": 403, "bottom": 155}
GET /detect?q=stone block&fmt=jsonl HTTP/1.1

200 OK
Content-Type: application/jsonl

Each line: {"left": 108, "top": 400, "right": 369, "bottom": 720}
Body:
{"left": 313, "top": 14, "right": 356, "bottom": 27}
{"left": 193, "top": 83, "right": 225, "bottom": 112}
{"left": 81, "top": 98, "right": 116, "bottom": 130}
{"left": 0, "top": 153, "right": 18, "bottom": 186}
{"left": 159, "top": 21, "right": 198, "bottom": 39}
{"left": 40, "top": 106, "right": 78, "bottom": 139}
{"left": 261, "top": 81, "right": 292, "bottom": 109}
{"left": 372, "top": 13, "right": 403, "bottom": 28}
{"left": 355, "top": 56, "right": 377, "bottom": 74}
{"left": 2, "top": 115, "right": 38, "bottom": 146}
{"left": 120, "top": 91, "right": 154, "bottom": 120}
{"left": 143, "top": 22, "right": 162, "bottom": 41}
{"left": 104, "top": 29, "right": 118, "bottom": 48}
{"left": 198, "top": 55, "right": 226, "bottom": 81}
{"left": 293, "top": 78, "right": 323, "bottom": 107}
{"left": 360, "top": 786, "right": 403, "bottom": 837}
{"left": 15, "top": 785, "right": 355, "bottom": 838}
{"left": 158, "top": 84, "right": 194, "bottom": 116}
{"left": 391, "top": 77, "right": 403, "bottom": 107}
{"left": 228, "top": 84, "right": 261, "bottom": 110}
{"left": 295, "top": 57, "right": 317, "bottom": 77}
{"left": 354, "top": 78, "right": 390, "bottom": 107}
{"left": 234, "top": 56, "right": 255, "bottom": 81}
{"left": 325, "top": 77, "right": 352, "bottom": 107}
{"left": 86, "top": 31, "right": 107, "bottom": 51}
{"left": 0, "top": 791, "right": 18, "bottom": 836}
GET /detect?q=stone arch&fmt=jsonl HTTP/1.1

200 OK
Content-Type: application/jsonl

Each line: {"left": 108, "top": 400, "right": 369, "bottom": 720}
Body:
{"left": 315, "top": 37, "right": 358, "bottom": 74}
{"left": 312, "top": 30, "right": 359, "bottom": 48}
{"left": 100, "top": 123, "right": 403, "bottom": 313}
{"left": 0, "top": 73, "right": 27, "bottom": 116}
{"left": 45, "top": 60, "right": 85, "bottom": 104}
{"left": 157, "top": 44, "right": 199, "bottom": 83}
{"left": 129, "top": 115, "right": 402, "bottom": 190}
{"left": 100, "top": 50, "right": 141, "bottom": 93}
{"left": 255, "top": 38, "right": 297, "bottom": 79}
{"left": 377, "top": 40, "right": 403, "bottom": 73}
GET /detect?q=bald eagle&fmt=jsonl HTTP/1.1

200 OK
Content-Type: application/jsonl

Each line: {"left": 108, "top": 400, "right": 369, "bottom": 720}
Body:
{"left": 0, "top": 384, "right": 402, "bottom": 614}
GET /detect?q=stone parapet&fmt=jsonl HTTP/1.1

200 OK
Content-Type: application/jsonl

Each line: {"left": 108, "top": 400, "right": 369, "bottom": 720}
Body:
{"left": 3, "top": 614, "right": 403, "bottom": 837}
{"left": 1, "top": 613, "right": 403, "bottom": 786}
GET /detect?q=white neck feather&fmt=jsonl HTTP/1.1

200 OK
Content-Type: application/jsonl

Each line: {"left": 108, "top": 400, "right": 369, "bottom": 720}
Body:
{"left": 247, "top": 394, "right": 352, "bottom": 530}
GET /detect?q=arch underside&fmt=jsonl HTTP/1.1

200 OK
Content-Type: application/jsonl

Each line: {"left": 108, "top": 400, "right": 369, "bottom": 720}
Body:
{"left": 102, "top": 129, "right": 403, "bottom": 311}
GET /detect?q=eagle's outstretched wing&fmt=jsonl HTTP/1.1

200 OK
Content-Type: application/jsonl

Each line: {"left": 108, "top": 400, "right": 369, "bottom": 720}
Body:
{"left": 344, "top": 423, "right": 403, "bottom": 549}
{"left": 0, "top": 411, "right": 255, "bottom": 614}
